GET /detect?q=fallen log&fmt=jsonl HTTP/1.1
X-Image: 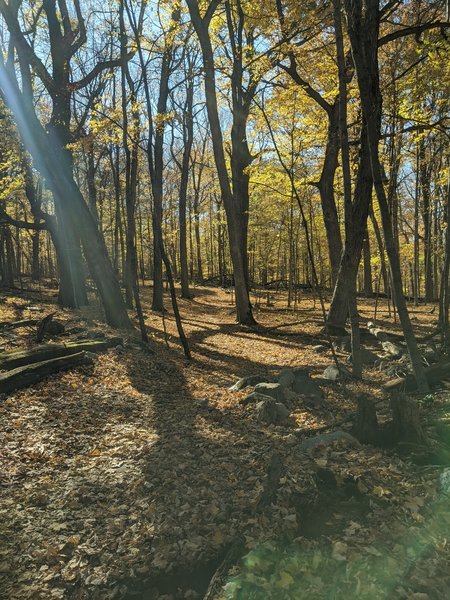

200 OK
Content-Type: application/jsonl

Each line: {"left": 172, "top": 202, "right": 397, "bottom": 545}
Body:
{"left": 0, "top": 352, "right": 93, "bottom": 394}
{"left": 367, "top": 321, "right": 404, "bottom": 358}
{"left": 383, "top": 361, "right": 450, "bottom": 393}
{"left": 0, "top": 319, "right": 39, "bottom": 330}
{"left": 0, "top": 338, "right": 122, "bottom": 371}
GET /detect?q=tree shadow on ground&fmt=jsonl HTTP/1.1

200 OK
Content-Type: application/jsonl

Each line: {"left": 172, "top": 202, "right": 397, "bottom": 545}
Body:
{"left": 121, "top": 340, "right": 340, "bottom": 598}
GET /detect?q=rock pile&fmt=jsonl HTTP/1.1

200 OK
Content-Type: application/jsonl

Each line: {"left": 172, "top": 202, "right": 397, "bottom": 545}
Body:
{"left": 229, "top": 367, "right": 324, "bottom": 425}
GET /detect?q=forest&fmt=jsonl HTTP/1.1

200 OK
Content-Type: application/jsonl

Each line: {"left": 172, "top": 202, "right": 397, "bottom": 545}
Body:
{"left": 0, "top": 0, "right": 450, "bottom": 599}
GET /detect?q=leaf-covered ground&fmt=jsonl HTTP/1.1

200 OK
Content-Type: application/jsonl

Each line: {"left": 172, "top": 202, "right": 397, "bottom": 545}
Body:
{"left": 0, "top": 284, "right": 449, "bottom": 599}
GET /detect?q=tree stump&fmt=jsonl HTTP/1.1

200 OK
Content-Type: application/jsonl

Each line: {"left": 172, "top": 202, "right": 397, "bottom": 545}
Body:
{"left": 353, "top": 396, "right": 379, "bottom": 444}
{"left": 390, "top": 393, "right": 428, "bottom": 445}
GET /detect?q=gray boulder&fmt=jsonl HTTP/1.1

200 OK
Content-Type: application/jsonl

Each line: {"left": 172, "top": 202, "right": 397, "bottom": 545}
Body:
{"left": 299, "top": 431, "right": 360, "bottom": 451}
{"left": 333, "top": 336, "right": 352, "bottom": 353}
{"left": 240, "top": 391, "right": 276, "bottom": 406}
{"left": 321, "top": 364, "right": 351, "bottom": 382}
{"left": 255, "top": 398, "right": 290, "bottom": 425}
{"left": 292, "top": 370, "right": 323, "bottom": 398}
{"left": 277, "top": 368, "right": 295, "bottom": 388}
{"left": 255, "top": 382, "right": 286, "bottom": 402}
{"left": 349, "top": 348, "right": 379, "bottom": 366}
{"left": 229, "top": 374, "right": 267, "bottom": 391}
{"left": 439, "top": 468, "right": 450, "bottom": 495}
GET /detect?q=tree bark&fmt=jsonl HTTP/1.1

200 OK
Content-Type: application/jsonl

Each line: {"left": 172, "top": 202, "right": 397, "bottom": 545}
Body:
{"left": 178, "top": 62, "right": 195, "bottom": 299}
{"left": 0, "top": 352, "right": 93, "bottom": 395}
{"left": 186, "top": 0, "right": 255, "bottom": 324}
{"left": 317, "top": 100, "right": 343, "bottom": 286}
{"left": 343, "top": 0, "right": 428, "bottom": 393}
{"left": 0, "top": 339, "right": 121, "bottom": 371}
{"left": 326, "top": 126, "right": 373, "bottom": 331}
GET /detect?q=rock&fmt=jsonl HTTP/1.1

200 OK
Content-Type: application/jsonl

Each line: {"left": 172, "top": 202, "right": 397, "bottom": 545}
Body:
{"left": 333, "top": 336, "right": 352, "bottom": 353}
{"left": 196, "top": 398, "right": 209, "bottom": 409}
{"left": 292, "top": 370, "right": 323, "bottom": 398}
{"left": 423, "top": 343, "right": 438, "bottom": 363}
{"left": 274, "top": 402, "right": 291, "bottom": 421}
{"left": 439, "top": 468, "right": 450, "bottom": 495}
{"left": 255, "top": 398, "right": 290, "bottom": 425}
{"left": 299, "top": 431, "right": 360, "bottom": 451}
{"left": 321, "top": 364, "right": 351, "bottom": 382}
{"left": 240, "top": 391, "right": 274, "bottom": 406}
{"left": 312, "top": 344, "right": 327, "bottom": 353}
{"left": 229, "top": 374, "right": 267, "bottom": 391}
{"left": 349, "top": 348, "right": 379, "bottom": 366}
{"left": 285, "top": 434, "right": 298, "bottom": 446}
{"left": 255, "top": 382, "right": 286, "bottom": 402}
{"left": 86, "top": 330, "right": 106, "bottom": 340}
{"left": 381, "top": 340, "right": 403, "bottom": 359}
{"left": 68, "top": 326, "right": 86, "bottom": 334}
{"left": 45, "top": 320, "right": 65, "bottom": 335}
{"left": 297, "top": 393, "right": 322, "bottom": 407}
{"left": 277, "top": 368, "right": 295, "bottom": 388}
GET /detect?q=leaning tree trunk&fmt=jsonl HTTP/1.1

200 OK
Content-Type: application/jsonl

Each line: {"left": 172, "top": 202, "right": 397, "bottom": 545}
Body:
{"left": 0, "top": 54, "right": 131, "bottom": 328}
{"left": 50, "top": 208, "right": 87, "bottom": 309}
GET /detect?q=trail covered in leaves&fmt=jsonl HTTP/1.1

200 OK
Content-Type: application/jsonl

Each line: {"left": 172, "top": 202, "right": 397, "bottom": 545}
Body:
{"left": 0, "top": 286, "right": 449, "bottom": 599}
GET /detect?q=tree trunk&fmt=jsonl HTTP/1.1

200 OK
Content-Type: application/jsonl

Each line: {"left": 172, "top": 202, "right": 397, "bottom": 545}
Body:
{"left": 363, "top": 230, "right": 373, "bottom": 296}
{"left": 326, "top": 126, "right": 373, "bottom": 331}
{"left": 419, "top": 140, "right": 434, "bottom": 302}
{"left": 178, "top": 67, "right": 194, "bottom": 299}
{"left": 439, "top": 161, "right": 450, "bottom": 341}
{"left": 187, "top": 1, "right": 255, "bottom": 325}
{"left": 390, "top": 393, "right": 428, "bottom": 445}
{"left": 317, "top": 100, "right": 343, "bottom": 287}
{"left": 343, "top": 0, "right": 428, "bottom": 393}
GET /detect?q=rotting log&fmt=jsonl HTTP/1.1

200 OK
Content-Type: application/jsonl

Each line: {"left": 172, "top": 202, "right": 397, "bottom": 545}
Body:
{"left": 384, "top": 361, "right": 450, "bottom": 393}
{"left": 0, "top": 338, "right": 122, "bottom": 371}
{"left": 0, "top": 352, "right": 93, "bottom": 394}
{"left": 0, "top": 319, "right": 39, "bottom": 330}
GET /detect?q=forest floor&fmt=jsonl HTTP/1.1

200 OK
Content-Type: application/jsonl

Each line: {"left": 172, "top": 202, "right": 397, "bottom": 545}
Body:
{"left": 0, "top": 283, "right": 449, "bottom": 600}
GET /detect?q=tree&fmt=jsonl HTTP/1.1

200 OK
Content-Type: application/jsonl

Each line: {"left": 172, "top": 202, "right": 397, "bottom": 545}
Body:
{"left": 0, "top": 0, "right": 132, "bottom": 328}
{"left": 343, "top": 0, "right": 428, "bottom": 393}
{"left": 185, "top": 0, "right": 257, "bottom": 325}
